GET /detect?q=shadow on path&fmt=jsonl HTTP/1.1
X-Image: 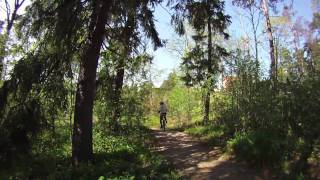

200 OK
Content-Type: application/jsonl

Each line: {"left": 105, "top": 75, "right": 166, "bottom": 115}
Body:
{"left": 152, "top": 129, "right": 268, "bottom": 180}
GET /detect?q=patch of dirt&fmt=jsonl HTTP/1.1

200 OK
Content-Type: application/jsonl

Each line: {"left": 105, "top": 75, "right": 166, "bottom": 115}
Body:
{"left": 152, "top": 129, "right": 270, "bottom": 180}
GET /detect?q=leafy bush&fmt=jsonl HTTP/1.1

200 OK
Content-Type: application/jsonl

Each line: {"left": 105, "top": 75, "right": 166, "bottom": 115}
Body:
{"left": 227, "top": 129, "right": 286, "bottom": 167}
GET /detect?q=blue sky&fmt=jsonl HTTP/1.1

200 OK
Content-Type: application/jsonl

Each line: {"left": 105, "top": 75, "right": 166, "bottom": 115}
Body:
{"left": 151, "top": 0, "right": 314, "bottom": 87}
{"left": 0, "top": 0, "right": 315, "bottom": 86}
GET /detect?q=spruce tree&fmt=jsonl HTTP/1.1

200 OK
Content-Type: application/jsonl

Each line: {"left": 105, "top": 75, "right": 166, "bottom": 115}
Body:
{"left": 171, "top": 0, "right": 230, "bottom": 123}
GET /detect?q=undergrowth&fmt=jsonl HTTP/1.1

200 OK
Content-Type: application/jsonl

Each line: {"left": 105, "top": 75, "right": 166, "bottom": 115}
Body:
{"left": 0, "top": 121, "right": 179, "bottom": 179}
{"left": 185, "top": 125, "right": 226, "bottom": 147}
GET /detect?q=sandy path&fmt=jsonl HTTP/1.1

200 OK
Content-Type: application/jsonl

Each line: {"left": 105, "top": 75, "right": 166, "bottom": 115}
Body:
{"left": 152, "top": 129, "right": 268, "bottom": 180}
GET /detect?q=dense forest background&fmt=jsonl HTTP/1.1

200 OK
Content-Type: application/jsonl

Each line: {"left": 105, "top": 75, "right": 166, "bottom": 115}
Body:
{"left": 0, "top": 0, "right": 319, "bottom": 179}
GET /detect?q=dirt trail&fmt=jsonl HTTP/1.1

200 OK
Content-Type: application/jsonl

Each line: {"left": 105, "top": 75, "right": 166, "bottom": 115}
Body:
{"left": 152, "top": 129, "right": 267, "bottom": 180}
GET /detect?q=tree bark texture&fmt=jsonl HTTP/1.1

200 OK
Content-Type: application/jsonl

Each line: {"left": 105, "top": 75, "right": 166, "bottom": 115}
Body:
{"left": 249, "top": 6, "right": 260, "bottom": 79}
{"left": 111, "top": 12, "right": 135, "bottom": 131}
{"left": 262, "top": 0, "right": 276, "bottom": 84}
{"left": 72, "top": 1, "right": 110, "bottom": 166}
{"left": 204, "top": 4, "right": 213, "bottom": 124}
{"left": 203, "top": 90, "right": 210, "bottom": 124}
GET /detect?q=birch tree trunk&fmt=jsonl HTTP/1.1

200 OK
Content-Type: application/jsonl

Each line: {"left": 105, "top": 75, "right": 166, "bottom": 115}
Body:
{"left": 261, "top": 0, "right": 277, "bottom": 85}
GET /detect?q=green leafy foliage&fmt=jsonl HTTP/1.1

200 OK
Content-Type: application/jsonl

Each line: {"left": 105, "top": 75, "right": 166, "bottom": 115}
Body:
{"left": 227, "top": 130, "right": 287, "bottom": 166}
{"left": 0, "top": 121, "right": 178, "bottom": 179}
{"left": 0, "top": 0, "right": 319, "bottom": 178}
{"left": 145, "top": 71, "right": 203, "bottom": 128}
{"left": 186, "top": 125, "right": 225, "bottom": 146}
{"left": 181, "top": 46, "right": 320, "bottom": 177}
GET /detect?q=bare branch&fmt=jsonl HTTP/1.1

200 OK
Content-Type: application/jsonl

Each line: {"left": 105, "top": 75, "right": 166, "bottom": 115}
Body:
{"left": 17, "top": 0, "right": 26, "bottom": 7}
{"left": 4, "top": 0, "right": 26, "bottom": 34}
{"left": 5, "top": 0, "right": 10, "bottom": 26}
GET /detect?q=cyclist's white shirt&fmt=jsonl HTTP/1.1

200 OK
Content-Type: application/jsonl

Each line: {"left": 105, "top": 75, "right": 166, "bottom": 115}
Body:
{"left": 159, "top": 104, "right": 168, "bottom": 114}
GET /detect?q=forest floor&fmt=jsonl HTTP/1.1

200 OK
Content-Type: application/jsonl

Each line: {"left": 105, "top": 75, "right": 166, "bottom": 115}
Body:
{"left": 151, "top": 129, "right": 270, "bottom": 180}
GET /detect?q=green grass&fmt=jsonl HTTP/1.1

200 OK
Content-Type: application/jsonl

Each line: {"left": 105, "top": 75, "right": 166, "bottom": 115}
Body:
{"left": 0, "top": 121, "right": 179, "bottom": 179}
{"left": 144, "top": 115, "right": 180, "bottom": 129}
{"left": 185, "top": 125, "right": 226, "bottom": 147}
{"left": 144, "top": 115, "right": 159, "bottom": 128}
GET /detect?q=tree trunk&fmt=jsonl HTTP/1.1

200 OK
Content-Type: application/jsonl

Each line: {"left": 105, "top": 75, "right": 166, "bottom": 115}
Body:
{"left": 249, "top": 6, "right": 260, "bottom": 79}
{"left": 203, "top": 90, "right": 210, "bottom": 124}
{"left": 262, "top": 0, "right": 276, "bottom": 85}
{"left": 203, "top": 4, "right": 213, "bottom": 124}
{"left": 111, "top": 13, "right": 135, "bottom": 131}
{"left": 72, "top": 1, "right": 110, "bottom": 166}
{"left": 187, "top": 87, "right": 192, "bottom": 125}
{"left": 0, "top": 39, "right": 6, "bottom": 80}
{"left": 112, "top": 63, "right": 125, "bottom": 131}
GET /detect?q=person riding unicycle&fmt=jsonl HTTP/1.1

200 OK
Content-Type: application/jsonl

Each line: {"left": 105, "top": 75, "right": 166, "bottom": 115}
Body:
{"left": 158, "top": 101, "right": 168, "bottom": 130}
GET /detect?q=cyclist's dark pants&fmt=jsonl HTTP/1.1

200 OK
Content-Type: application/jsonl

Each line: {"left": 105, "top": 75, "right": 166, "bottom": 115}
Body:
{"left": 160, "top": 113, "right": 167, "bottom": 127}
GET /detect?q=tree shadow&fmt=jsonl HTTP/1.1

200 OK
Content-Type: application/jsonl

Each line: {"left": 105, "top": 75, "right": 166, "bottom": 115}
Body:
{"left": 152, "top": 130, "right": 267, "bottom": 180}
